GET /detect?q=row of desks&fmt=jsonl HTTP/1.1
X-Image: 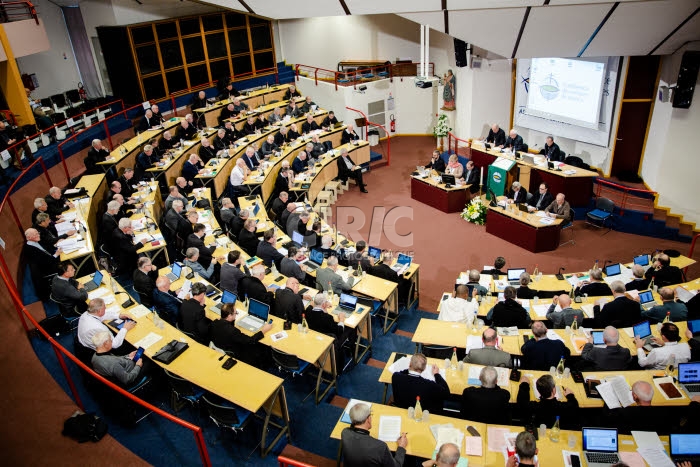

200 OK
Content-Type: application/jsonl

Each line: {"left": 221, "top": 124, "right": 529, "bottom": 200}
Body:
{"left": 193, "top": 84, "right": 292, "bottom": 128}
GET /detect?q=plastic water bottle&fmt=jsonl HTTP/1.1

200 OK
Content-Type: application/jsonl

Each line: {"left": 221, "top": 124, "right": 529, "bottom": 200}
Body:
{"left": 550, "top": 416, "right": 561, "bottom": 442}
{"left": 556, "top": 356, "right": 565, "bottom": 379}
{"left": 271, "top": 262, "right": 278, "bottom": 277}
{"left": 450, "top": 347, "right": 458, "bottom": 370}
{"left": 414, "top": 397, "right": 423, "bottom": 422}
{"left": 571, "top": 316, "right": 579, "bottom": 335}
{"left": 244, "top": 294, "right": 249, "bottom": 311}
{"left": 662, "top": 311, "right": 671, "bottom": 324}
{"left": 301, "top": 313, "right": 308, "bottom": 333}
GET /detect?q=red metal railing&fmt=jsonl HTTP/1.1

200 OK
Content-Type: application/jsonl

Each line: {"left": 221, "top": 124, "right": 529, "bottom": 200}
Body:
{"left": 593, "top": 178, "right": 657, "bottom": 216}
{"left": 0, "top": 109, "right": 17, "bottom": 125}
{"left": 446, "top": 131, "right": 471, "bottom": 158}
{"left": 0, "top": 1, "right": 39, "bottom": 24}
{"left": 345, "top": 106, "right": 390, "bottom": 166}
{"left": 296, "top": 62, "right": 435, "bottom": 91}
{"left": 0, "top": 159, "right": 212, "bottom": 466}
{"left": 278, "top": 456, "right": 316, "bottom": 467}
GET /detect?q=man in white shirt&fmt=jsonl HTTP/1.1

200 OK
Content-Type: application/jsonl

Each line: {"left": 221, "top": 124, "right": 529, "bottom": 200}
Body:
{"left": 229, "top": 158, "right": 249, "bottom": 198}
{"left": 77, "top": 298, "right": 135, "bottom": 350}
{"left": 438, "top": 285, "right": 478, "bottom": 323}
{"left": 635, "top": 322, "right": 691, "bottom": 370}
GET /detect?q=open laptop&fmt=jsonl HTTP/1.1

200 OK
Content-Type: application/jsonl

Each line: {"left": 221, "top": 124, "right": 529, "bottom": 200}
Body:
{"left": 638, "top": 290, "right": 657, "bottom": 310}
{"left": 632, "top": 320, "right": 659, "bottom": 351}
{"left": 368, "top": 246, "right": 381, "bottom": 262}
{"left": 333, "top": 293, "right": 358, "bottom": 315}
{"left": 283, "top": 230, "right": 304, "bottom": 249}
{"left": 237, "top": 298, "right": 269, "bottom": 332}
{"left": 670, "top": 433, "right": 700, "bottom": 466}
{"left": 582, "top": 427, "right": 621, "bottom": 467}
{"left": 678, "top": 362, "right": 700, "bottom": 398}
{"left": 304, "top": 248, "right": 324, "bottom": 271}
{"left": 83, "top": 270, "right": 103, "bottom": 292}
{"left": 166, "top": 262, "right": 182, "bottom": 282}
{"left": 211, "top": 289, "right": 237, "bottom": 313}
{"left": 391, "top": 253, "right": 412, "bottom": 274}
{"left": 507, "top": 268, "right": 527, "bottom": 286}
{"left": 521, "top": 154, "right": 536, "bottom": 165}
{"left": 334, "top": 121, "right": 344, "bottom": 129}
{"left": 604, "top": 263, "right": 622, "bottom": 278}
{"left": 633, "top": 254, "right": 650, "bottom": 267}
{"left": 688, "top": 319, "right": 700, "bottom": 336}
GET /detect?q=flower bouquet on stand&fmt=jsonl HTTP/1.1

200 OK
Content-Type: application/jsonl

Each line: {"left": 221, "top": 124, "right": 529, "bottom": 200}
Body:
{"left": 461, "top": 197, "right": 487, "bottom": 225}
{"left": 433, "top": 113, "right": 451, "bottom": 150}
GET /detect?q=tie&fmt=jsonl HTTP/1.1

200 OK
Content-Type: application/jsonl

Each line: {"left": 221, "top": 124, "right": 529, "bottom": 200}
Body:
{"left": 537, "top": 194, "right": 544, "bottom": 209}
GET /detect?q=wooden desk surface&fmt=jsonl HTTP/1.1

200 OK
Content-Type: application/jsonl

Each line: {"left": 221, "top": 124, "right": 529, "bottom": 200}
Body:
{"left": 410, "top": 170, "right": 472, "bottom": 192}
{"left": 101, "top": 118, "right": 181, "bottom": 166}
{"left": 58, "top": 198, "right": 95, "bottom": 263}
{"left": 487, "top": 203, "right": 563, "bottom": 228}
{"left": 75, "top": 174, "right": 106, "bottom": 196}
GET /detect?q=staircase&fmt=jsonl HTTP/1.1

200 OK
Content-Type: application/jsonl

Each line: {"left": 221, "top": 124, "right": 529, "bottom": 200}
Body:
{"left": 277, "top": 62, "right": 296, "bottom": 84}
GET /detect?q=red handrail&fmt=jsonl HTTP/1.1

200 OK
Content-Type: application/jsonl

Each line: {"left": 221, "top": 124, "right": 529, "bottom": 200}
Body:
{"left": 593, "top": 178, "right": 657, "bottom": 216}
{"left": 296, "top": 62, "right": 435, "bottom": 91}
{"left": 278, "top": 456, "right": 316, "bottom": 467}
{"left": 345, "top": 106, "right": 390, "bottom": 166}
{"left": 446, "top": 131, "right": 471, "bottom": 158}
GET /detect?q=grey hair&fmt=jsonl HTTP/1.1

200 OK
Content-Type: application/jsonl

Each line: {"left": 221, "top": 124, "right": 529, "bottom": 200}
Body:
{"left": 480, "top": 366, "right": 498, "bottom": 388}
{"left": 603, "top": 326, "right": 619, "bottom": 344}
{"left": 107, "top": 201, "right": 120, "bottom": 212}
{"left": 118, "top": 218, "right": 132, "bottom": 229}
{"left": 610, "top": 280, "right": 626, "bottom": 294}
{"left": 91, "top": 330, "right": 112, "bottom": 348}
{"left": 348, "top": 402, "right": 371, "bottom": 425}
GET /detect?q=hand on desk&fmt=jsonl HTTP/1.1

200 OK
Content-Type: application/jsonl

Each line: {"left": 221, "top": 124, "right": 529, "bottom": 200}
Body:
{"left": 123, "top": 320, "right": 137, "bottom": 331}
{"left": 261, "top": 322, "right": 273, "bottom": 334}
{"left": 562, "top": 386, "right": 573, "bottom": 397}
{"left": 337, "top": 312, "right": 346, "bottom": 323}
{"left": 397, "top": 433, "right": 408, "bottom": 449}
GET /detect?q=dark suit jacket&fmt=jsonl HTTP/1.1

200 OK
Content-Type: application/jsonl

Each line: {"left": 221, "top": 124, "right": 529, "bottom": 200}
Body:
{"left": 273, "top": 287, "right": 305, "bottom": 323}
{"left": 426, "top": 157, "right": 446, "bottom": 173}
{"left": 230, "top": 216, "right": 245, "bottom": 239}
{"left": 461, "top": 386, "right": 511, "bottom": 424}
{"left": 540, "top": 142, "right": 563, "bottom": 161}
{"left": 198, "top": 145, "right": 216, "bottom": 164}
{"left": 576, "top": 281, "right": 612, "bottom": 297}
{"left": 321, "top": 115, "right": 338, "bottom": 127}
{"left": 111, "top": 229, "right": 143, "bottom": 272}
{"left": 625, "top": 278, "right": 651, "bottom": 291}
{"left": 179, "top": 298, "right": 211, "bottom": 344}
{"left": 594, "top": 296, "right": 641, "bottom": 328}
{"left": 213, "top": 135, "right": 227, "bottom": 151}
{"left": 45, "top": 195, "right": 70, "bottom": 219}
{"left": 271, "top": 196, "right": 289, "bottom": 218}
{"left": 84, "top": 147, "right": 108, "bottom": 174}
{"left": 521, "top": 338, "right": 571, "bottom": 370}
{"left": 491, "top": 299, "right": 531, "bottom": 328}
{"left": 164, "top": 209, "right": 191, "bottom": 239}
{"left": 507, "top": 187, "right": 528, "bottom": 204}
{"left": 341, "top": 427, "right": 405, "bottom": 467}
{"left": 291, "top": 156, "right": 308, "bottom": 174}
{"left": 219, "top": 263, "right": 246, "bottom": 295}
{"left": 581, "top": 343, "right": 632, "bottom": 371}
{"left": 337, "top": 155, "right": 359, "bottom": 182}
{"left": 305, "top": 307, "right": 344, "bottom": 337}
{"left": 464, "top": 167, "right": 479, "bottom": 187}
{"left": 133, "top": 269, "right": 158, "bottom": 299}
{"left": 153, "top": 289, "right": 180, "bottom": 323}
{"left": 237, "top": 228, "right": 258, "bottom": 256}
{"left": 51, "top": 276, "right": 88, "bottom": 306}
{"left": 209, "top": 318, "right": 266, "bottom": 367}
{"left": 35, "top": 223, "right": 66, "bottom": 254}
{"left": 238, "top": 276, "right": 273, "bottom": 306}
{"left": 242, "top": 122, "right": 257, "bottom": 135}
{"left": 504, "top": 134, "right": 524, "bottom": 151}
{"left": 301, "top": 121, "right": 319, "bottom": 134}
{"left": 340, "top": 130, "right": 359, "bottom": 145}
{"left": 256, "top": 241, "right": 283, "bottom": 269}
{"left": 645, "top": 265, "right": 684, "bottom": 288}
{"left": 186, "top": 234, "right": 215, "bottom": 268}
{"left": 368, "top": 264, "right": 399, "bottom": 283}
{"left": 241, "top": 153, "right": 259, "bottom": 171}
{"left": 528, "top": 191, "right": 554, "bottom": 211}
{"left": 517, "top": 286, "right": 537, "bottom": 299}
{"left": 486, "top": 128, "right": 506, "bottom": 146}
{"left": 607, "top": 406, "right": 669, "bottom": 434}
{"left": 182, "top": 161, "right": 201, "bottom": 182}
{"left": 517, "top": 382, "right": 579, "bottom": 428}
{"left": 391, "top": 370, "right": 449, "bottom": 414}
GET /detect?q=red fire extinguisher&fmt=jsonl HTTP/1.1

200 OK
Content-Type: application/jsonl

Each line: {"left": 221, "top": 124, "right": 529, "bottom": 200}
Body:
{"left": 78, "top": 82, "right": 87, "bottom": 100}
{"left": 390, "top": 114, "right": 396, "bottom": 133}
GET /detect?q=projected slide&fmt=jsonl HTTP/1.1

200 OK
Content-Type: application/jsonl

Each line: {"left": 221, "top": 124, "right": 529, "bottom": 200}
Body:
{"left": 526, "top": 58, "right": 606, "bottom": 128}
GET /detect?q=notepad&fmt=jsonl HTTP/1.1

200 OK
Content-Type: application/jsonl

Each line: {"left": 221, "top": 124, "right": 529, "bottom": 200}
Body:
{"left": 129, "top": 305, "right": 152, "bottom": 319}
{"left": 377, "top": 415, "right": 401, "bottom": 442}
{"left": 465, "top": 436, "right": 482, "bottom": 456}
{"left": 134, "top": 332, "right": 163, "bottom": 350}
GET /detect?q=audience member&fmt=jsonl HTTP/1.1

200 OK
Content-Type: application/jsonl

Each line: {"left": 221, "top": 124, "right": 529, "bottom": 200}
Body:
{"left": 635, "top": 322, "right": 690, "bottom": 369}
{"left": 545, "top": 294, "right": 583, "bottom": 329}
{"left": 219, "top": 250, "right": 246, "bottom": 294}
{"left": 238, "top": 265, "right": 274, "bottom": 306}
{"left": 51, "top": 263, "right": 88, "bottom": 312}
{"left": 209, "top": 303, "right": 273, "bottom": 369}
{"left": 77, "top": 298, "right": 134, "bottom": 350}
{"left": 506, "top": 432, "right": 538, "bottom": 467}
{"left": 133, "top": 257, "right": 158, "bottom": 302}
{"left": 317, "top": 256, "right": 354, "bottom": 294}
{"left": 178, "top": 282, "right": 211, "bottom": 344}
{"left": 481, "top": 257, "right": 506, "bottom": 276}
{"left": 581, "top": 326, "right": 632, "bottom": 371}
{"left": 438, "top": 285, "right": 478, "bottom": 323}
{"left": 337, "top": 147, "right": 367, "bottom": 193}
{"left": 280, "top": 246, "right": 307, "bottom": 282}
{"left": 341, "top": 402, "right": 407, "bottom": 467}
{"left": 460, "top": 366, "right": 511, "bottom": 424}
{"left": 463, "top": 328, "right": 511, "bottom": 367}
{"left": 575, "top": 268, "right": 613, "bottom": 297}
{"left": 183, "top": 247, "right": 216, "bottom": 281}
{"left": 641, "top": 287, "right": 688, "bottom": 323}
{"left": 153, "top": 276, "right": 180, "bottom": 324}
{"left": 256, "top": 229, "right": 284, "bottom": 269}
{"left": 392, "top": 353, "right": 449, "bottom": 414}
{"left": 521, "top": 321, "right": 570, "bottom": 370}
{"left": 91, "top": 330, "right": 146, "bottom": 388}
{"left": 273, "top": 277, "right": 310, "bottom": 323}
{"left": 626, "top": 264, "right": 650, "bottom": 291}
{"left": 645, "top": 253, "right": 683, "bottom": 288}
{"left": 516, "top": 272, "right": 537, "bottom": 299}
{"left": 517, "top": 373, "right": 578, "bottom": 428}
{"left": 488, "top": 286, "right": 531, "bottom": 328}
{"left": 594, "top": 280, "right": 641, "bottom": 328}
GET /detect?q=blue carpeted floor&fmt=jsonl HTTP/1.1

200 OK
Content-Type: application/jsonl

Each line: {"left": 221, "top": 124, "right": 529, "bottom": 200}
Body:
{"left": 27, "top": 271, "right": 432, "bottom": 465}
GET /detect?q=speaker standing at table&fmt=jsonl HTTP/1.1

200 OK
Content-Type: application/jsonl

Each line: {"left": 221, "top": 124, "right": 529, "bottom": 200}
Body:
{"left": 486, "top": 123, "right": 506, "bottom": 148}
{"left": 337, "top": 147, "right": 368, "bottom": 193}
{"left": 539, "top": 136, "right": 563, "bottom": 162}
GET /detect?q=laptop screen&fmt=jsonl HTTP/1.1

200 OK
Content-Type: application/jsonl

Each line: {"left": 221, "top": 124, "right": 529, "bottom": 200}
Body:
{"left": 670, "top": 434, "right": 700, "bottom": 456}
{"left": 633, "top": 254, "right": 650, "bottom": 266}
{"left": 252, "top": 203, "right": 261, "bottom": 216}
{"left": 309, "top": 249, "right": 324, "bottom": 265}
{"left": 687, "top": 319, "right": 700, "bottom": 334}
{"left": 678, "top": 362, "right": 700, "bottom": 384}
{"left": 248, "top": 298, "right": 269, "bottom": 321}
{"left": 638, "top": 290, "right": 654, "bottom": 304}
{"left": 93, "top": 270, "right": 103, "bottom": 286}
{"left": 368, "top": 247, "right": 381, "bottom": 260}
{"left": 292, "top": 230, "right": 304, "bottom": 244}
{"left": 339, "top": 293, "right": 357, "bottom": 310}
{"left": 583, "top": 428, "right": 618, "bottom": 453}
{"left": 397, "top": 253, "right": 412, "bottom": 266}
{"left": 632, "top": 321, "right": 652, "bottom": 339}
{"left": 221, "top": 289, "right": 236, "bottom": 304}
{"left": 171, "top": 262, "right": 182, "bottom": 279}
{"left": 604, "top": 263, "right": 621, "bottom": 276}
{"left": 507, "top": 268, "right": 526, "bottom": 281}
{"left": 592, "top": 331, "right": 605, "bottom": 345}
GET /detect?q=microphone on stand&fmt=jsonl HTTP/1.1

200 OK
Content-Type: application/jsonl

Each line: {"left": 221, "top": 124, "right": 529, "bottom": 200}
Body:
{"left": 556, "top": 267, "right": 566, "bottom": 281}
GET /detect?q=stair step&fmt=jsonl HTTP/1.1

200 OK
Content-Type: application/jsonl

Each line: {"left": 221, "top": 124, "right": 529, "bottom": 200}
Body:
{"left": 666, "top": 215, "right": 681, "bottom": 229}
{"left": 653, "top": 208, "right": 667, "bottom": 221}
{"left": 679, "top": 223, "right": 694, "bottom": 237}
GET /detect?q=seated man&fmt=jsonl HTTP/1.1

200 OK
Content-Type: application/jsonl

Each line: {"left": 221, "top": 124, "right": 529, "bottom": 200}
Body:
{"left": 229, "top": 158, "right": 250, "bottom": 198}
{"left": 581, "top": 326, "right": 632, "bottom": 371}
{"left": 181, "top": 153, "right": 203, "bottom": 183}
{"left": 198, "top": 137, "right": 216, "bottom": 163}
{"left": 521, "top": 321, "right": 570, "bottom": 370}
{"left": 176, "top": 118, "right": 197, "bottom": 141}
{"left": 138, "top": 109, "right": 155, "bottom": 132}
{"left": 45, "top": 186, "right": 74, "bottom": 219}
{"left": 305, "top": 292, "right": 353, "bottom": 369}
{"left": 341, "top": 403, "right": 407, "bottom": 467}
{"left": 316, "top": 256, "right": 354, "bottom": 295}
{"left": 608, "top": 381, "right": 666, "bottom": 434}
{"left": 273, "top": 277, "right": 310, "bottom": 323}
{"left": 321, "top": 111, "right": 338, "bottom": 129}
{"left": 337, "top": 147, "right": 367, "bottom": 193}
{"left": 645, "top": 253, "right": 684, "bottom": 288}
{"left": 218, "top": 103, "right": 237, "bottom": 125}
{"left": 84, "top": 139, "right": 109, "bottom": 174}
{"left": 91, "top": 330, "right": 146, "bottom": 388}
{"left": 267, "top": 106, "right": 283, "bottom": 125}
{"left": 462, "top": 160, "right": 480, "bottom": 194}
{"left": 34, "top": 212, "right": 74, "bottom": 254}
{"left": 219, "top": 250, "right": 247, "bottom": 294}
{"left": 136, "top": 144, "right": 158, "bottom": 174}
{"left": 301, "top": 114, "right": 319, "bottom": 134}
{"left": 133, "top": 257, "right": 159, "bottom": 302}
{"left": 463, "top": 327, "right": 512, "bottom": 368}
{"left": 642, "top": 287, "right": 688, "bottom": 323}
{"left": 465, "top": 269, "right": 488, "bottom": 296}
{"left": 159, "top": 131, "right": 175, "bottom": 151}
{"left": 438, "top": 285, "right": 478, "bottom": 323}
{"left": 280, "top": 247, "right": 307, "bottom": 282}
{"left": 340, "top": 123, "right": 360, "bottom": 145}
{"left": 178, "top": 282, "right": 211, "bottom": 344}
{"left": 481, "top": 256, "right": 506, "bottom": 276}
{"left": 544, "top": 193, "right": 572, "bottom": 224}
{"left": 24, "top": 228, "right": 61, "bottom": 299}
{"left": 507, "top": 432, "right": 538, "bottom": 467}
{"left": 164, "top": 200, "right": 191, "bottom": 239}
{"left": 271, "top": 191, "right": 290, "bottom": 220}
{"left": 594, "top": 280, "right": 641, "bottom": 328}
{"left": 256, "top": 229, "right": 284, "bottom": 269}
{"left": 577, "top": 268, "right": 614, "bottom": 298}
{"left": 218, "top": 197, "right": 236, "bottom": 228}
{"left": 183, "top": 247, "right": 216, "bottom": 281}
{"left": 517, "top": 373, "right": 578, "bottom": 428}
{"left": 300, "top": 95, "right": 316, "bottom": 114}
{"left": 485, "top": 123, "right": 506, "bottom": 148}
{"left": 242, "top": 116, "right": 257, "bottom": 136}
{"left": 241, "top": 146, "right": 260, "bottom": 171}
{"left": 230, "top": 208, "right": 248, "bottom": 239}
{"left": 190, "top": 90, "right": 207, "bottom": 110}
{"left": 231, "top": 96, "right": 248, "bottom": 114}
{"left": 77, "top": 298, "right": 135, "bottom": 351}
{"left": 286, "top": 99, "right": 302, "bottom": 118}
{"left": 347, "top": 240, "right": 374, "bottom": 271}
{"left": 460, "top": 366, "right": 511, "bottom": 424}
{"left": 210, "top": 303, "right": 273, "bottom": 369}
{"left": 503, "top": 128, "right": 524, "bottom": 152}
{"left": 539, "top": 136, "right": 563, "bottom": 161}
{"left": 51, "top": 263, "right": 88, "bottom": 312}
{"left": 261, "top": 134, "right": 279, "bottom": 157}
{"left": 527, "top": 183, "right": 555, "bottom": 212}
{"left": 237, "top": 218, "right": 259, "bottom": 257}
{"left": 213, "top": 128, "right": 229, "bottom": 151}
{"left": 635, "top": 322, "right": 691, "bottom": 370}
{"left": 238, "top": 265, "right": 274, "bottom": 306}
{"left": 288, "top": 123, "right": 301, "bottom": 140}
{"left": 545, "top": 294, "right": 583, "bottom": 329}
{"left": 424, "top": 149, "right": 445, "bottom": 172}
{"left": 152, "top": 276, "right": 180, "bottom": 325}
{"left": 186, "top": 223, "right": 215, "bottom": 268}
{"left": 625, "top": 264, "right": 650, "bottom": 291}
{"left": 275, "top": 125, "right": 291, "bottom": 146}
{"left": 283, "top": 84, "right": 301, "bottom": 100}
{"left": 218, "top": 81, "right": 239, "bottom": 101}
{"left": 291, "top": 150, "right": 309, "bottom": 174}
{"left": 506, "top": 181, "right": 528, "bottom": 204}
{"left": 487, "top": 286, "right": 531, "bottom": 328}
{"left": 391, "top": 353, "right": 450, "bottom": 414}
{"left": 517, "top": 272, "right": 537, "bottom": 299}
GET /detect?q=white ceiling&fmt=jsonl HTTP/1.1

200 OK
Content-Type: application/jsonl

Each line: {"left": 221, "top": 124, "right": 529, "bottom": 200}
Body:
{"left": 198, "top": 0, "right": 700, "bottom": 58}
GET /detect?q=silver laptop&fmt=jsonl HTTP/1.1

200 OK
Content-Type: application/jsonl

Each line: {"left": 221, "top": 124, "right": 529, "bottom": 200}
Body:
{"left": 333, "top": 293, "right": 358, "bottom": 315}
{"left": 507, "top": 268, "right": 526, "bottom": 286}
{"left": 632, "top": 320, "right": 659, "bottom": 351}
{"left": 237, "top": 298, "right": 269, "bottom": 332}
{"left": 670, "top": 433, "right": 700, "bottom": 465}
{"left": 166, "top": 262, "right": 182, "bottom": 282}
{"left": 678, "top": 362, "right": 700, "bottom": 398}
{"left": 582, "top": 427, "right": 621, "bottom": 467}
{"left": 83, "top": 270, "right": 103, "bottom": 293}
{"left": 638, "top": 290, "right": 657, "bottom": 310}
{"left": 521, "top": 154, "right": 536, "bottom": 165}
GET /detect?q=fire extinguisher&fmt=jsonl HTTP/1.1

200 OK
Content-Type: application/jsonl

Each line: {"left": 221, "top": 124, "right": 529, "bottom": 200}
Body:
{"left": 78, "top": 82, "right": 87, "bottom": 100}
{"left": 390, "top": 114, "right": 396, "bottom": 133}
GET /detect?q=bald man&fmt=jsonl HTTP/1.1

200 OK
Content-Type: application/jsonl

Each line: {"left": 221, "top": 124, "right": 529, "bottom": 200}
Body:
{"left": 581, "top": 326, "right": 632, "bottom": 371}
{"left": 485, "top": 123, "right": 506, "bottom": 148}
{"left": 545, "top": 294, "right": 583, "bottom": 329}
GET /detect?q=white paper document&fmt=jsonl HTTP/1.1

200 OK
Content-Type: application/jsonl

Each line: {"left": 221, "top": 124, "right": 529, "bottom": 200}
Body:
{"left": 388, "top": 356, "right": 445, "bottom": 382}
{"left": 434, "top": 426, "right": 464, "bottom": 451}
{"left": 134, "top": 332, "right": 163, "bottom": 350}
{"left": 377, "top": 415, "right": 402, "bottom": 442}
{"left": 631, "top": 431, "right": 665, "bottom": 452}
{"left": 532, "top": 304, "right": 551, "bottom": 317}
{"left": 465, "top": 436, "right": 483, "bottom": 456}
{"left": 129, "top": 305, "right": 152, "bottom": 319}
{"left": 596, "top": 375, "right": 634, "bottom": 408}
{"left": 637, "top": 447, "right": 675, "bottom": 467}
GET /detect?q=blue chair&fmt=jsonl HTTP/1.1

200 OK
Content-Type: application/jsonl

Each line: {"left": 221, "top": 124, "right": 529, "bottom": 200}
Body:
{"left": 271, "top": 347, "right": 310, "bottom": 378}
{"left": 202, "top": 393, "right": 252, "bottom": 433}
{"left": 586, "top": 197, "right": 614, "bottom": 233}
{"left": 560, "top": 208, "right": 576, "bottom": 246}
{"left": 164, "top": 369, "right": 205, "bottom": 413}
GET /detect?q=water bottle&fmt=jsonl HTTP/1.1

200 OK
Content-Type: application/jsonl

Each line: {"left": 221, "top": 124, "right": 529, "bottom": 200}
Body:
{"left": 244, "top": 294, "right": 249, "bottom": 311}
{"left": 662, "top": 311, "right": 671, "bottom": 324}
{"left": 414, "top": 396, "right": 423, "bottom": 422}
{"left": 571, "top": 316, "right": 579, "bottom": 335}
{"left": 665, "top": 354, "right": 676, "bottom": 378}
{"left": 550, "top": 416, "right": 561, "bottom": 442}
{"left": 450, "top": 347, "right": 458, "bottom": 370}
{"left": 533, "top": 264, "right": 539, "bottom": 276}
{"left": 556, "top": 356, "right": 565, "bottom": 379}
{"left": 301, "top": 313, "right": 308, "bottom": 334}
{"left": 271, "top": 262, "right": 278, "bottom": 277}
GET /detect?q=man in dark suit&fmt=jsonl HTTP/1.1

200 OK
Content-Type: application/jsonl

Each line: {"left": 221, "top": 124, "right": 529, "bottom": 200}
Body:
{"left": 181, "top": 153, "right": 203, "bottom": 184}
{"left": 153, "top": 276, "right": 181, "bottom": 325}
{"left": 23, "top": 228, "right": 61, "bottom": 299}
{"left": 482, "top": 257, "right": 507, "bottom": 276}
{"left": 274, "top": 126, "right": 291, "bottom": 146}
{"left": 176, "top": 119, "right": 197, "bottom": 141}
{"left": 279, "top": 202, "right": 296, "bottom": 231}
{"left": 507, "top": 181, "right": 528, "bottom": 204}
{"left": 321, "top": 111, "right": 338, "bottom": 129}
{"left": 217, "top": 82, "right": 239, "bottom": 101}
{"left": 190, "top": 90, "right": 207, "bottom": 111}
{"left": 138, "top": 109, "right": 155, "bottom": 132}
{"left": 521, "top": 321, "right": 570, "bottom": 370}
{"left": 210, "top": 303, "right": 272, "bottom": 368}
{"left": 626, "top": 265, "right": 651, "bottom": 291}
{"left": 45, "top": 186, "right": 73, "bottom": 219}
{"left": 462, "top": 160, "right": 480, "bottom": 194}
{"left": 34, "top": 212, "right": 74, "bottom": 254}
{"left": 488, "top": 286, "right": 531, "bottom": 328}
{"left": 280, "top": 247, "right": 308, "bottom": 283}
{"left": 111, "top": 218, "right": 144, "bottom": 276}
{"left": 291, "top": 151, "right": 309, "bottom": 174}
{"left": 301, "top": 114, "right": 319, "bottom": 134}
{"left": 164, "top": 200, "right": 191, "bottom": 239}
{"left": 347, "top": 241, "right": 374, "bottom": 271}
{"left": 605, "top": 381, "right": 666, "bottom": 434}
{"left": 340, "top": 124, "right": 360, "bottom": 145}
{"left": 337, "top": 147, "right": 367, "bottom": 193}
{"left": 271, "top": 191, "right": 290, "bottom": 220}
{"left": 198, "top": 137, "right": 216, "bottom": 163}
{"left": 504, "top": 129, "right": 524, "bottom": 152}
{"left": 305, "top": 292, "right": 352, "bottom": 370}
{"left": 133, "top": 257, "right": 159, "bottom": 305}
{"left": 425, "top": 149, "right": 446, "bottom": 172}
{"left": 238, "top": 219, "right": 259, "bottom": 257}
{"left": 84, "top": 139, "right": 109, "bottom": 174}
{"left": 645, "top": 253, "right": 684, "bottom": 288}
{"left": 517, "top": 373, "right": 579, "bottom": 429}
{"left": 485, "top": 123, "right": 506, "bottom": 148}
{"left": 261, "top": 134, "right": 279, "bottom": 157}
{"left": 594, "top": 280, "right": 642, "bottom": 328}
{"left": 256, "top": 229, "right": 284, "bottom": 269}
{"left": 527, "top": 182, "right": 555, "bottom": 212}
{"left": 392, "top": 353, "right": 450, "bottom": 415}
{"left": 178, "top": 282, "right": 211, "bottom": 344}
{"left": 242, "top": 116, "right": 257, "bottom": 136}
{"left": 218, "top": 103, "right": 237, "bottom": 126}
{"left": 230, "top": 209, "right": 248, "bottom": 239}
{"left": 575, "top": 268, "right": 612, "bottom": 297}
{"left": 118, "top": 168, "right": 137, "bottom": 199}
{"left": 581, "top": 325, "right": 632, "bottom": 371}
{"left": 241, "top": 146, "right": 260, "bottom": 171}
{"left": 213, "top": 128, "right": 229, "bottom": 152}
{"left": 51, "top": 263, "right": 88, "bottom": 312}
{"left": 237, "top": 265, "right": 274, "bottom": 306}
{"left": 300, "top": 96, "right": 316, "bottom": 114}
{"left": 460, "top": 366, "right": 511, "bottom": 424}
{"left": 273, "top": 277, "right": 309, "bottom": 323}
{"left": 283, "top": 84, "right": 301, "bottom": 100}
{"left": 341, "top": 403, "right": 407, "bottom": 467}
{"left": 540, "top": 136, "right": 563, "bottom": 161}
{"left": 186, "top": 223, "right": 215, "bottom": 269}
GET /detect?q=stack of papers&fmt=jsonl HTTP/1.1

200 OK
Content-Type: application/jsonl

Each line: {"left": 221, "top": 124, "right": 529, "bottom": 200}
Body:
{"left": 377, "top": 416, "right": 401, "bottom": 442}
{"left": 433, "top": 425, "right": 464, "bottom": 451}
{"left": 539, "top": 217, "right": 556, "bottom": 225}
{"left": 388, "top": 355, "right": 446, "bottom": 382}
{"left": 133, "top": 332, "right": 163, "bottom": 349}
{"left": 532, "top": 304, "right": 552, "bottom": 317}
{"left": 129, "top": 305, "right": 152, "bottom": 318}
{"left": 637, "top": 447, "right": 675, "bottom": 467}
{"left": 497, "top": 327, "right": 519, "bottom": 336}
{"left": 596, "top": 375, "right": 634, "bottom": 408}
{"left": 545, "top": 330, "right": 565, "bottom": 342}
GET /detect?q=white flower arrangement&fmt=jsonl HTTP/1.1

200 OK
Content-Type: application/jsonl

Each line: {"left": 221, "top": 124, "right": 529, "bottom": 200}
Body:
{"left": 433, "top": 113, "right": 452, "bottom": 138}
{"left": 460, "top": 197, "right": 487, "bottom": 225}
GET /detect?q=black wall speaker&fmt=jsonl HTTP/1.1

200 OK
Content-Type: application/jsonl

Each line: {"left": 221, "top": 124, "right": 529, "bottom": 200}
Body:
{"left": 672, "top": 51, "right": 700, "bottom": 109}
{"left": 454, "top": 39, "right": 468, "bottom": 68}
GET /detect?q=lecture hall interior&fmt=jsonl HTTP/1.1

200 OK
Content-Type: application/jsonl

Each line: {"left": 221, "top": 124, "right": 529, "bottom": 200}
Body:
{"left": 1, "top": 0, "right": 700, "bottom": 465}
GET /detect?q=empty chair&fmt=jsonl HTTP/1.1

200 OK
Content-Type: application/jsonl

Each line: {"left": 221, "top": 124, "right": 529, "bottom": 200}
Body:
{"left": 271, "top": 347, "right": 309, "bottom": 378}
{"left": 560, "top": 208, "right": 576, "bottom": 246}
{"left": 201, "top": 393, "right": 252, "bottom": 433}
{"left": 164, "top": 369, "right": 204, "bottom": 412}
{"left": 51, "top": 93, "right": 67, "bottom": 109}
{"left": 65, "top": 89, "right": 81, "bottom": 104}
{"left": 40, "top": 97, "right": 53, "bottom": 108}
{"left": 586, "top": 197, "right": 614, "bottom": 232}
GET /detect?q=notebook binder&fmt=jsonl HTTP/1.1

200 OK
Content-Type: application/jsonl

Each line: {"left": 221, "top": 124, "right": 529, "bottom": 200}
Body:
{"left": 153, "top": 339, "right": 189, "bottom": 364}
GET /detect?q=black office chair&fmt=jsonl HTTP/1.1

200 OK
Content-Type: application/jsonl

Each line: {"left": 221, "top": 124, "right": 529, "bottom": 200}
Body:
{"left": 164, "top": 369, "right": 205, "bottom": 413}
{"left": 201, "top": 393, "right": 252, "bottom": 434}
{"left": 560, "top": 208, "right": 576, "bottom": 246}
{"left": 40, "top": 97, "right": 53, "bottom": 108}
{"left": 134, "top": 286, "right": 153, "bottom": 308}
{"left": 66, "top": 89, "right": 81, "bottom": 104}
{"left": 586, "top": 197, "right": 614, "bottom": 233}
{"left": 271, "top": 347, "right": 310, "bottom": 378}
{"left": 422, "top": 344, "right": 453, "bottom": 360}
{"left": 51, "top": 93, "right": 67, "bottom": 108}
{"left": 49, "top": 293, "right": 80, "bottom": 330}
